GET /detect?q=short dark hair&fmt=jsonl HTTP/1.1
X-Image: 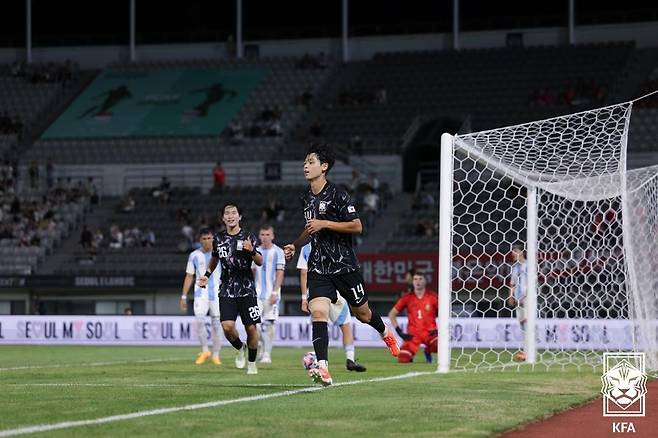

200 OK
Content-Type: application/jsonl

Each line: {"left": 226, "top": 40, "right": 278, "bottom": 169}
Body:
{"left": 221, "top": 202, "right": 241, "bottom": 216}
{"left": 413, "top": 270, "right": 427, "bottom": 278}
{"left": 512, "top": 243, "right": 524, "bottom": 252}
{"left": 198, "top": 227, "right": 213, "bottom": 238}
{"left": 306, "top": 143, "right": 335, "bottom": 175}
{"left": 259, "top": 223, "right": 274, "bottom": 232}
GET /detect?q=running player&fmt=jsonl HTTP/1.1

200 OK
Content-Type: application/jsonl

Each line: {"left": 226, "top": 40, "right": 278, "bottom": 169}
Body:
{"left": 198, "top": 203, "right": 263, "bottom": 375}
{"left": 252, "top": 224, "right": 285, "bottom": 364}
{"left": 297, "top": 242, "right": 366, "bottom": 372}
{"left": 181, "top": 228, "right": 223, "bottom": 365}
{"left": 284, "top": 144, "right": 399, "bottom": 386}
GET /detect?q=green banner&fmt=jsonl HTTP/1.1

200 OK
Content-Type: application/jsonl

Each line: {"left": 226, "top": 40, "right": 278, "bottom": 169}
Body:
{"left": 42, "top": 68, "right": 264, "bottom": 138}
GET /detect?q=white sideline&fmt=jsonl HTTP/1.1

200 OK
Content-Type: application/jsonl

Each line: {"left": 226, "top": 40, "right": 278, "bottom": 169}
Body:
{"left": 0, "top": 357, "right": 189, "bottom": 372}
{"left": 0, "top": 371, "right": 432, "bottom": 437}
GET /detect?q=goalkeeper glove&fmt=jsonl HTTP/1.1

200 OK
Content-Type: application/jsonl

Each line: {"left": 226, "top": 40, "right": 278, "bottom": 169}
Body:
{"left": 395, "top": 326, "right": 412, "bottom": 341}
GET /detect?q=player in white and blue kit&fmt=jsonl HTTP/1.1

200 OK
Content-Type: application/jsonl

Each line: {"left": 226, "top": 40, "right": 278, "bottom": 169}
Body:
{"left": 508, "top": 243, "right": 527, "bottom": 332}
{"left": 297, "top": 242, "right": 366, "bottom": 372}
{"left": 181, "top": 228, "right": 223, "bottom": 365}
{"left": 252, "top": 224, "right": 285, "bottom": 364}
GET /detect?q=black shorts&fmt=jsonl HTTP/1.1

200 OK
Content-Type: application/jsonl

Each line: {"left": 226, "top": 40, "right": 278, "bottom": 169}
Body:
{"left": 307, "top": 270, "right": 368, "bottom": 307}
{"left": 219, "top": 296, "right": 261, "bottom": 325}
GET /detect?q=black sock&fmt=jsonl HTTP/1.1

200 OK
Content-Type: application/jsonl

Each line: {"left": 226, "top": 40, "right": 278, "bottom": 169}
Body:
{"left": 366, "top": 306, "right": 386, "bottom": 335}
{"left": 229, "top": 337, "right": 243, "bottom": 351}
{"left": 248, "top": 348, "right": 257, "bottom": 362}
{"left": 312, "top": 321, "right": 329, "bottom": 362}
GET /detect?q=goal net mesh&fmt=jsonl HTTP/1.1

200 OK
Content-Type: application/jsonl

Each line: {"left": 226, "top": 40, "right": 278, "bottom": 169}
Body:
{"left": 446, "top": 102, "right": 658, "bottom": 372}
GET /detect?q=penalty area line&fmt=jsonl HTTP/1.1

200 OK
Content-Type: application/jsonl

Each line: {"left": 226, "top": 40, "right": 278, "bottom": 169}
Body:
{"left": 0, "top": 371, "right": 433, "bottom": 437}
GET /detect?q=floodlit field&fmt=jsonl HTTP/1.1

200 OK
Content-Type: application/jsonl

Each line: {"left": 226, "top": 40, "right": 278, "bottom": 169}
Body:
{"left": 0, "top": 346, "right": 603, "bottom": 437}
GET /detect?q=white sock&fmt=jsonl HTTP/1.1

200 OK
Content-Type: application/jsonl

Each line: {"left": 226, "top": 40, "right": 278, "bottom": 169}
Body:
{"left": 318, "top": 360, "right": 328, "bottom": 369}
{"left": 265, "top": 321, "right": 275, "bottom": 356}
{"left": 345, "top": 344, "right": 355, "bottom": 361}
{"left": 211, "top": 317, "right": 222, "bottom": 356}
{"left": 196, "top": 318, "right": 208, "bottom": 352}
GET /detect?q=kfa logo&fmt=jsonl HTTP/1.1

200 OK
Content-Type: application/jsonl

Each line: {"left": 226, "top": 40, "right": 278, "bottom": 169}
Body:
{"left": 601, "top": 352, "right": 647, "bottom": 417}
{"left": 319, "top": 201, "right": 327, "bottom": 214}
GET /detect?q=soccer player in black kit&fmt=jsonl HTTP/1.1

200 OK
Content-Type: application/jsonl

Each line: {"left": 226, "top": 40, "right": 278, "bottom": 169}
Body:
{"left": 198, "top": 203, "right": 263, "bottom": 375}
{"left": 284, "top": 145, "right": 400, "bottom": 386}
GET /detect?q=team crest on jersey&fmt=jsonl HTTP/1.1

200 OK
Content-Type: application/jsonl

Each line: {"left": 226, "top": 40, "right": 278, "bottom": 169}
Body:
{"left": 425, "top": 304, "right": 431, "bottom": 311}
{"left": 348, "top": 205, "right": 356, "bottom": 213}
{"left": 319, "top": 201, "right": 327, "bottom": 213}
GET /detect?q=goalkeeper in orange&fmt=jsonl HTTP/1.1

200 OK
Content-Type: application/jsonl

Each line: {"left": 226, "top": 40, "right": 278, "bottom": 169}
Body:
{"left": 388, "top": 271, "right": 438, "bottom": 363}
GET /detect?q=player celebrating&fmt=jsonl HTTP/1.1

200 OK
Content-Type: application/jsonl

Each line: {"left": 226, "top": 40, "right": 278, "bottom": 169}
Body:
{"left": 388, "top": 271, "right": 438, "bottom": 363}
{"left": 284, "top": 144, "right": 399, "bottom": 386}
{"left": 252, "top": 224, "right": 285, "bottom": 364}
{"left": 297, "top": 242, "right": 366, "bottom": 372}
{"left": 198, "top": 203, "right": 263, "bottom": 375}
{"left": 181, "top": 228, "right": 223, "bottom": 365}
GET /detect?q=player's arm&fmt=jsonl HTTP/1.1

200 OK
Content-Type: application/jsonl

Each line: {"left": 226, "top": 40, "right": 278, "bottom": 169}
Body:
{"left": 299, "top": 268, "right": 309, "bottom": 313}
{"left": 507, "top": 271, "right": 517, "bottom": 306}
{"left": 270, "top": 268, "right": 284, "bottom": 305}
{"left": 197, "top": 256, "right": 219, "bottom": 288}
{"left": 242, "top": 236, "right": 262, "bottom": 266}
{"left": 389, "top": 300, "right": 412, "bottom": 340}
{"left": 284, "top": 229, "right": 310, "bottom": 260}
{"left": 180, "top": 273, "right": 194, "bottom": 312}
{"left": 306, "top": 218, "right": 362, "bottom": 235}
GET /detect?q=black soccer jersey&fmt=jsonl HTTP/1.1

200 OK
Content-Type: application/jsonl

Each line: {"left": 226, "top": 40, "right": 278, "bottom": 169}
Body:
{"left": 302, "top": 181, "right": 360, "bottom": 275}
{"left": 212, "top": 229, "right": 260, "bottom": 298}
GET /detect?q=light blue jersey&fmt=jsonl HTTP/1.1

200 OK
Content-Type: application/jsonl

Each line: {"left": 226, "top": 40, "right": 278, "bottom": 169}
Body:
{"left": 253, "top": 244, "right": 285, "bottom": 300}
{"left": 186, "top": 249, "right": 221, "bottom": 299}
{"left": 510, "top": 261, "right": 527, "bottom": 301}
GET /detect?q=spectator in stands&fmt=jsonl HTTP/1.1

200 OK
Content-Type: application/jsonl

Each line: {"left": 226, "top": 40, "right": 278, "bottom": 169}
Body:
{"left": 362, "top": 187, "right": 379, "bottom": 227}
{"left": 124, "top": 307, "right": 133, "bottom": 316}
{"left": 267, "top": 119, "right": 282, "bottom": 136}
{"left": 123, "top": 226, "right": 141, "bottom": 248}
{"left": 85, "top": 177, "right": 99, "bottom": 205}
{"left": 349, "top": 170, "right": 362, "bottom": 194}
{"left": 141, "top": 227, "right": 156, "bottom": 247}
{"left": 92, "top": 228, "right": 104, "bottom": 250}
{"left": 261, "top": 196, "right": 285, "bottom": 222}
{"left": 120, "top": 195, "right": 135, "bottom": 213}
{"left": 375, "top": 88, "right": 387, "bottom": 104}
{"left": 415, "top": 219, "right": 434, "bottom": 237}
{"left": 152, "top": 176, "right": 171, "bottom": 204}
{"left": 80, "top": 225, "right": 93, "bottom": 249}
{"left": 368, "top": 172, "right": 380, "bottom": 191}
{"left": 212, "top": 162, "right": 226, "bottom": 194}
{"left": 109, "top": 224, "right": 123, "bottom": 249}
{"left": 177, "top": 207, "right": 192, "bottom": 224}
{"left": 180, "top": 222, "right": 196, "bottom": 251}
{"left": 227, "top": 121, "right": 244, "bottom": 144}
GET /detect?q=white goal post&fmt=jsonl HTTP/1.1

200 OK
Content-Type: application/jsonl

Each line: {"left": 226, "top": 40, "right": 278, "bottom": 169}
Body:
{"left": 438, "top": 102, "right": 658, "bottom": 373}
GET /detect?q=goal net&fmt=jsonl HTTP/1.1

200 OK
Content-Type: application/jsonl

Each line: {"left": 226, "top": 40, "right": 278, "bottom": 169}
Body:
{"left": 438, "top": 102, "right": 658, "bottom": 373}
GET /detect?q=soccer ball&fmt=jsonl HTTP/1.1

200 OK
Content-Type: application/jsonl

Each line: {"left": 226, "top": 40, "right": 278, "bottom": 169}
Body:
{"left": 302, "top": 351, "right": 318, "bottom": 370}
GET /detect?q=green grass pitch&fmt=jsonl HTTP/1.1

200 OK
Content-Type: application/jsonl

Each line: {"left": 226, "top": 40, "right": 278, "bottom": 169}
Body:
{"left": 0, "top": 346, "right": 603, "bottom": 437}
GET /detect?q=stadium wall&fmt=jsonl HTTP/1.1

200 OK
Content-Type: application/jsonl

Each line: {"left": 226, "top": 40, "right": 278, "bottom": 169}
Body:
{"left": 0, "top": 21, "right": 656, "bottom": 68}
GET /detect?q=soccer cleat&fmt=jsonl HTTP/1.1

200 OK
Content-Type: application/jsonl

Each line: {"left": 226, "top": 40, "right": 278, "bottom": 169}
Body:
{"left": 382, "top": 328, "right": 400, "bottom": 357}
{"left": 195, "top": 351, "right": 211, "bottom": 365}
{"left": 247, "top": 362, "right": 258, "bottom": 375}
{"left": 309, "top": 367, "right": 333, "bottom": 386}
{"left": 235, "top": 345, "right": 247, "bottom": 369}
{"left": 211, "top": 355, "right": 222, "bottom": 366}
{"left": 346, "top": 359, "right": 367, "bottom": 372}
{"left": 259, "top": 354, "right": 272, "bottom": 364}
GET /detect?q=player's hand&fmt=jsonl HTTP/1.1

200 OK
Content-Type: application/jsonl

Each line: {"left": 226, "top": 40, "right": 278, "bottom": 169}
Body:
{"left": 305, "top": 219, "right": 327, "bottom": 234}
{"left": 284, "top": 243, "right": 295, "bottom": 260}
{"left": 269, "top": 292, "right": 278, "bottom": 305}
{"left": 242, "top": 239, "right": 253, "bottom": 252}
{"left": 507, "top": 296, "right": 517, "bottom": 307}
{"left": 395, "top": 326, "right": 412, "bottom": 341}
{"left": 301, "top": 297, "right": 309, "bottom": 314}
{"left": 197, "top": 277, "right": 209, "bottom": 288}
{"left": 179, "top": 297, "right": 188, "bottom": 313}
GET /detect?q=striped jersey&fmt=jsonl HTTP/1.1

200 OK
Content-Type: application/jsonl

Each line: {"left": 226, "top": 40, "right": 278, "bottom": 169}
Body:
{"left": 296, "top": 243, "right": 312, "bottom": 271}
{"left": 252, "top": 244, "right": 286, "bottom": 300}
{"left": 185, "top": 248, "right": 221, "bottom": 299}
{"left": 510, "top": 261, "right": 527, "bottom": 301}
